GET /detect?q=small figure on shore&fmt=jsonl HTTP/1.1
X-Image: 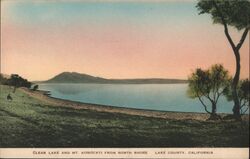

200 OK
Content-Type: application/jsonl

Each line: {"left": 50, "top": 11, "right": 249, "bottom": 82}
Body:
{"left": 7, "top": 94, "right": 13, "bottom": 101}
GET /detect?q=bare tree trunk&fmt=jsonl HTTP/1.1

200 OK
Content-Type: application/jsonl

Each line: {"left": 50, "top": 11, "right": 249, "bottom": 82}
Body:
{"left": 222, "top": 27, "right": 248, "bottom": 119}
{"left": 13, "top": 86, "right": 16, "bottom": 93}
{"left": 211, "top": 102, "right": 217, "bottom": 115}
{"left": 232, "top": 50, "right": 241, "bottom": 118}
{"left": 208, "top": 101, "right": 221, "bottom": 120}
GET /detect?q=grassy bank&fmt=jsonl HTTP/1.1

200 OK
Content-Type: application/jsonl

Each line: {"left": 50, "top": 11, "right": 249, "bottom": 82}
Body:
{"left": 0, "top": 85, "right": 249, "bottom": 147}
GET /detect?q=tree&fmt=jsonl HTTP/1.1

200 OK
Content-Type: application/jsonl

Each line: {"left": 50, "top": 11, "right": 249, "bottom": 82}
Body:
{"left": 224, "top": 79, "right": 250, "bottom": 115}
{"left": 9, "top": 74, "right": 32, "bottom": 92}
{"left": 9, "top": 74, "right": 20, "bottom": 93}
{"left": 196, "top": 0, "right": 250, "bottom": 118}
{"left": 187, "top": 64, "right": 230, "bottom": 119}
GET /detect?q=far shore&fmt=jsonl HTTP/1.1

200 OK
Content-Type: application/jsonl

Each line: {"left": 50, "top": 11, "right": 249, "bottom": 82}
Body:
{"left": 20, "top": 88, "right": 249, "bottom": 121}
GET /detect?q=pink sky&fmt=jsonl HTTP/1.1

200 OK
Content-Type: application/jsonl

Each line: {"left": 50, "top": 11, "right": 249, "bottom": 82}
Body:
{"left": 1, "top": 1, "right": 249, "bottom": 81}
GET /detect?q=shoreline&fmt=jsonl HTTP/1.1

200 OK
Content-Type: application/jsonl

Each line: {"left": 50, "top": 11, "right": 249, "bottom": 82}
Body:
{"left": 21, "top": 87, "right": 248, "bottom": 121}
{"left": 1, "top": 85, "right": 249, "bottom": 147}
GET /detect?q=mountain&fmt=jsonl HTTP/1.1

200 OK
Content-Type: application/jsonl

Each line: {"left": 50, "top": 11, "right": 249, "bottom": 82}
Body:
{"left": 44, "top": 72, "right": 187, "bottom": 84}
{"left": 46, "top": 72, "right": 108, "bottom": 83}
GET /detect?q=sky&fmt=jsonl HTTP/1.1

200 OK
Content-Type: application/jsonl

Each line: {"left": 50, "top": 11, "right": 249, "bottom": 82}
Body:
{"left": 1, "top": 0, "right": 249, "bottom": 81}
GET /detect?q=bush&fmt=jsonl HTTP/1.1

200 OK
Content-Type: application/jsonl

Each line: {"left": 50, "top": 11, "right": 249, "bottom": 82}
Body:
{"left": 32, "top": 85, "right": 39, "bottom": 91}
{"left": 224, "top": 79, "right": 249, "bottom": 115}
{"left": 187, "top": 64, "right": 230, "bottom": 118}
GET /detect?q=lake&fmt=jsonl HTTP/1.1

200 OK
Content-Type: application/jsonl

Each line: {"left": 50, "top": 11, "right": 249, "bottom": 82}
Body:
{"left": 38, "top": 83, "right": 234, "bottom": 113}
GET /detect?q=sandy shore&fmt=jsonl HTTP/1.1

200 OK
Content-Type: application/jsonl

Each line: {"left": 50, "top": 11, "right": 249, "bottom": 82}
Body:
{"left": 20, "top": 87, "right": 248, "bottom": 121}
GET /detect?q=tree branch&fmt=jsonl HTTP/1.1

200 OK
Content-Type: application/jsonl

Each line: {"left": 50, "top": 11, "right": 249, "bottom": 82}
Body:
{"left": 212, "top": 1, "right": 236, "bottom": 50}
{"left": 236, "top": 28, "right": 249, "bottom": 50}
{"left": 215, "top": 89, "right": 224, "bottom": 104}
{"left": 240, "top": 99, "right": 247, "bottom": 109}
{"left": 205, "top": 94, "right": 214, "bottom": 103}
{"left": 214, "top": 85, "right": 221, "bottom": 103}
{"left": 241, "top": 107, "right": 249, "bottom": 115}
{"left": 196, "top": 83, "right": 213, "bottom": 103}
{"left": 197, "top": 95, "right": 212, "bottom": 114}
{"left": 195, "top": 81, "right": 214, "bottom": 112}
{"left": 239, "top": 98, "right": 249, "bottom": 115}
{"left": 212, "top": 88, "right": 217, "bottom": 102}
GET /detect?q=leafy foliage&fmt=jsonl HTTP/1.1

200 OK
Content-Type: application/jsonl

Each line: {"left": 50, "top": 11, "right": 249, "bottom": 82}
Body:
{"left": 188, "top": 69, "right": 211, "bottom": 98}
{"left": 196, "top": 0, "right": 250, "bottom": 30}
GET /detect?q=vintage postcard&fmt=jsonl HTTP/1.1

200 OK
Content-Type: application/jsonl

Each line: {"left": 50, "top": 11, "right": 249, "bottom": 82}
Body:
{"left": 0, "top": 0, "right": 249, "bottom": 158}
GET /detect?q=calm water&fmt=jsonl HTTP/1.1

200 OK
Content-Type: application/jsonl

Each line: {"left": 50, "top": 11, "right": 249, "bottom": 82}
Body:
{"left": 38, "top": 83, "right": 234, "bottom": 113}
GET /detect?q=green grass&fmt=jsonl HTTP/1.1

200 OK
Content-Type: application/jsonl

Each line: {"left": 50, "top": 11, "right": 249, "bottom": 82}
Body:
{"left": 0, "top": 85, "right": 249, "bottom": 147}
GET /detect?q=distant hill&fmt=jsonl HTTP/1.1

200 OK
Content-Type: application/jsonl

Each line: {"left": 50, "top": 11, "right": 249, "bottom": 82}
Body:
{"left": 44, "top": 72, "right": 187, "bottom": 84}
{"left": 45, "top": 72, "right": 108, "bottom": 83}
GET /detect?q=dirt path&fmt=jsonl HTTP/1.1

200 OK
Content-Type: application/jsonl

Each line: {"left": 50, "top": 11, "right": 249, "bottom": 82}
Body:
{"left": 21, "top": 87, "right": 244, "bottom": 121}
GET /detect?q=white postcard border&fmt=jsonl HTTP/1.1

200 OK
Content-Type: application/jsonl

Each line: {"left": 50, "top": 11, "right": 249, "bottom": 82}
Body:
{"left": 0, "top": 148, "right": 249, "bottom": 159}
